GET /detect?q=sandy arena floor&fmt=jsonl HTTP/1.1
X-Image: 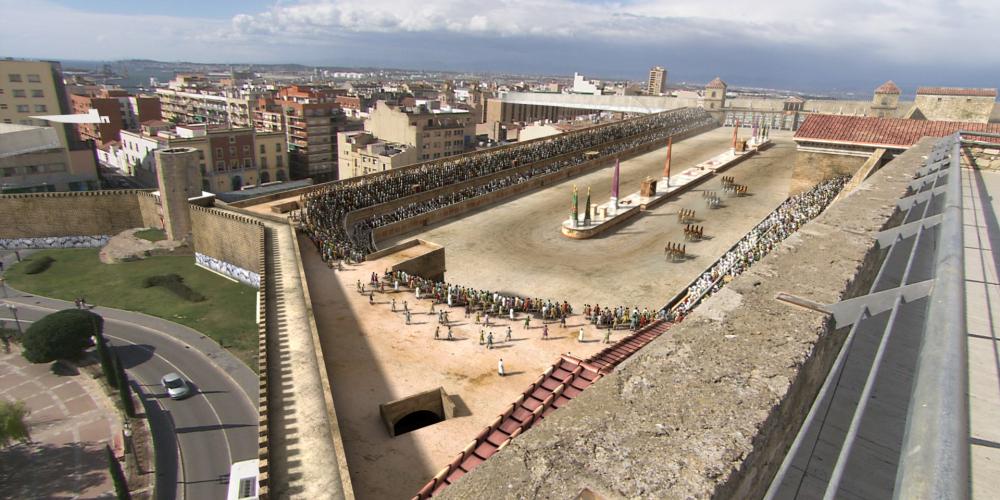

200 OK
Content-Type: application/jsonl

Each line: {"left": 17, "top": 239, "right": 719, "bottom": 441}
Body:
{"left": 297, "top": 127, "right": 802, "bottom": 499}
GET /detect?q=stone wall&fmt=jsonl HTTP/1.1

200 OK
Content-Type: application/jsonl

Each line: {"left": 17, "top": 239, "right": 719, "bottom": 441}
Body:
{"left": 195, "top": 252, "right": 260, "bottom": 288}
{"left": 437, "top": 140, "right": 935, "bottom": 499}
{"left": 137, "top": 191, "right": 162, "bottom": 229}
{"left": 0, "top": 235, "right": 109, "bottom": 250}
{"left": 790, "top": 151, "right": 867, "bottom": 195}
{"left": 0, "top": 190, "right": 149, "bottom": 239}
{"left": 190, "top": 205, "right": 263, "bottom": 277}
{"left": 914, "top": 94, "right": 994, "bottom": 123}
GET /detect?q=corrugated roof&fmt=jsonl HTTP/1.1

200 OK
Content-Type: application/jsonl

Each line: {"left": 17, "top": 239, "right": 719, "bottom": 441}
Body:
{"left": 794, "top": 114, "right": 1000, "bottom": 148}
{"left": 916, "top": 87, "right": 997, "bottom": 97}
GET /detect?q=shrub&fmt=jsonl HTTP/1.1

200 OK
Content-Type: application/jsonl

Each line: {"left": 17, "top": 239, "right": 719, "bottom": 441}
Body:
{"left": 23, "top": 256, "right": 55, "bottom": 275}
{"left": 142, "top": 274, "right": 205, "bottom": 302}
{"left": 21, "top": 309, "right": 103, "bottom": 363}
{"left": 0, "top": 400, "right": 31, "bottom": 447}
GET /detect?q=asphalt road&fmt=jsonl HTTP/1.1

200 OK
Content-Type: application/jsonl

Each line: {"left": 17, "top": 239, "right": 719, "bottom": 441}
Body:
{"left": 1, "top": 299, "right": 258, "bottom": 500}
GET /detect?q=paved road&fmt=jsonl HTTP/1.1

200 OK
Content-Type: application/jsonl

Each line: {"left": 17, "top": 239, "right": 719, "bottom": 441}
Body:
{"left": 1, "top": 289, "right": 258, "bottom": 500}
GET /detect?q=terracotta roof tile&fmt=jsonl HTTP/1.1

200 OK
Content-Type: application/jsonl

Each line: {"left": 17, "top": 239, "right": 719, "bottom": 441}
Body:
{"left": 794, "top": 114, "right": 1000, "bottom": 148}
{"left": 875, "top": 80, "right": 901, "bottom": 94}
{"left": 706, "top": 77, "right": 727, "bottom": 89}
{"left": 916, "top": 87, "right": 996, "bottom": 97}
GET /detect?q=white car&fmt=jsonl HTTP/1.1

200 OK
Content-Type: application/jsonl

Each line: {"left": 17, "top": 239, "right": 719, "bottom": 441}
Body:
{"left": 160, "top": 372, "right": 192, "bottom": 400}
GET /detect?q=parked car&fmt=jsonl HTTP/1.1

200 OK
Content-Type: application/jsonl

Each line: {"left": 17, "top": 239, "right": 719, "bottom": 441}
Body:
{"left": 160, "top": 372, "right": 192, "bottom": 399}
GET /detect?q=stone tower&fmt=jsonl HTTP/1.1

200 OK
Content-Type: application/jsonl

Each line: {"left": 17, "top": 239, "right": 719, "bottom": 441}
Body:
{"left": 872, "top": 80, "right": 901, "bottom": 117}
{"left": 154, "top": 147, "right": 202, "bottom": 242}
{"left": 704, "top": 77, "right": 727, "bottom": 110}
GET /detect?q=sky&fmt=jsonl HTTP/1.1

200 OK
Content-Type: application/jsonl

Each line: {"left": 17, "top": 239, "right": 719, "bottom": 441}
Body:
{"left": 1, "top": 0, "right": 998, "bottom": 93}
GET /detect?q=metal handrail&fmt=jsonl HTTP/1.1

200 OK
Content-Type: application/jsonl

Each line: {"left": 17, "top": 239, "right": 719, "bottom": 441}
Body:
{"left": 893, "top": 134, "right": 969, "bottom": 499}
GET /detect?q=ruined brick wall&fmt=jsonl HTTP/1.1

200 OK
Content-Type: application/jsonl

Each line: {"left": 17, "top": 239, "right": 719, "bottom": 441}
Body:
{"left": 190, "top": 205, "right": 263, "bottom": 272}
{"left": 0, "top": 190, "right": 148, "bottom": 238}
{"left": 790, "top": 151, "right": 867, "bottom": 195}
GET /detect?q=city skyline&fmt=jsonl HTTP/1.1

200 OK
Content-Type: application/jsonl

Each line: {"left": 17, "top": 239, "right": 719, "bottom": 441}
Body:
{"left": 2, "top": 0, "right": 998, "bottom": 93}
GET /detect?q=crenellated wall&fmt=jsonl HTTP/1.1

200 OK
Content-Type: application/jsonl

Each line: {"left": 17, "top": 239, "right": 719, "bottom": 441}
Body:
{"left": 190, "top": 205, "right": 264, "bottom": 278}
{"left": 0, "top": 189, "right": 150, "bottom": 239}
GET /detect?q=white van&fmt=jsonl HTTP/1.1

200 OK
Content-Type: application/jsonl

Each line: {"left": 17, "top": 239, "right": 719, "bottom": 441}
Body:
{"left": 226, "top": 459, "right": 260, "bottom": 500}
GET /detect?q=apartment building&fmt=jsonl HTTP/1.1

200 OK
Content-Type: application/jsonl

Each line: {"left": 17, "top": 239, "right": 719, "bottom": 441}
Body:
{"left": 337, "top": 130, "right": 417, "bottom": 179}
{"left": 110, "top": 122, "right": 287, "bottom": 192}
{"left": 254, "top": 85, "right": 353, "bottom": 182}
{"left": 155, "top": 74, "right": 268, "bottom": 127}
{"left": 0, "top": 124, "right": 99, "bottom": 193}
{"left": 365, "top": 100, "right": 473, "bottom": 163}
{"left": 0, "top": 59, "right": 75, "bottom": 148}
{"left": 70, "top": 88, "right": 161, "bottom": 145}
{"left": 647, "top": 66, "right": 667, "bottom": 96}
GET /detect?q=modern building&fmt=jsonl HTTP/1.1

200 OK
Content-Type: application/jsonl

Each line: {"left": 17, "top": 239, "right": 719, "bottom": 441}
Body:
{"left": 0, "top": 123, "right": 99, "bottom": 193}
{"left": 254, "top": 85, "right": 354, "bottom": 182}
{"left": 337, "top": 130, "right": 417, "bottom": 179}
{"left": 364, "top": 100, "right": 474, "bottom": 163}
{"left": 69, "top": 88, "right": 161, "bottom": 146}
{"left": 155, "top": 74, "right": 269, "bottom": 128}
{"left": 0, "top": 59, "right": 75, "bottom": 149}
{"left": 647, "top": 66, "right": 667, "bottom": 96}
{"left": 571, "top": 72, "right": 603, "bottom": 95}
{"left": 110, "top": 122, "right": 287, "bottom": 192}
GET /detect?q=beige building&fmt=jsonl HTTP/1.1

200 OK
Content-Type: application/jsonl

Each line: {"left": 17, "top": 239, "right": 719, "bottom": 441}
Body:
{"left": 0, "top": 59, "right": 75, "bottom": 149}
{"left": 114, "top": 123, "right": 287, "bottom": 192}
{"left": 0, "top": 124, "right": 99, "bottom": 193}
{"left": 647, "top": 66, "right": 667, "bottom": 96}
{"left": 365, "top": 100, "right": 473, "bottom": 162}
{"left": 337, "top": 130, "right": 417, "bottom": 179}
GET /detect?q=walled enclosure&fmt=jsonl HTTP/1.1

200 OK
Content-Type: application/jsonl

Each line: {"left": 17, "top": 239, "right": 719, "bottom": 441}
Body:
{"left": 437, "top": 139, "right": 936, "bottom": 499}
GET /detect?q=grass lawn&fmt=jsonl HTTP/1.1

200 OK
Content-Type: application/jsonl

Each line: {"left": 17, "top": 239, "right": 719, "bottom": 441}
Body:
{"left": 134, "top": 228, "right": 166, "bottom": 242}
{"left": 5, "top": 249, "right": 258, "bottom": 370}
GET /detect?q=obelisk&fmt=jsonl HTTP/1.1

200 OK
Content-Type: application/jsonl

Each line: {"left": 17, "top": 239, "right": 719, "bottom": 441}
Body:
{"left": 584, "top": 186, "right": 592, "bottom": 226}
{"left": 570, "top": 185, "right": 578, "bottom": 228}
{"left": 662, "top": 136, "right": 673, "bottom": 188}
{"left": 609, "top": 157, "right": 620, "bottom": 216}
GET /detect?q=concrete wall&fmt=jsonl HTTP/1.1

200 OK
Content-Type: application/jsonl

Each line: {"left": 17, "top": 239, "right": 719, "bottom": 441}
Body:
{"left": 190, "top": 205, "right": 263, "bottom": 273}
{"left": 791, "top": 151, "right": 867, "bottom": 195}
{"left": 438, "top": 139, "right": 936, "bottom": 500}
{"left": 0, "top": 190, "right": 147, "bottom": 238}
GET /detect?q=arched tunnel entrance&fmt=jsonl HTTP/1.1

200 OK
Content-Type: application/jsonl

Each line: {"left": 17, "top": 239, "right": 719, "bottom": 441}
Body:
{"left": 379, "top": 387, "right": 456, "bottom": 437}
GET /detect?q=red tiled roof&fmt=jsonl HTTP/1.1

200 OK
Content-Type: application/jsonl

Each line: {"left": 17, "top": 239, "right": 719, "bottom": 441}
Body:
{"left": 875, "top": 80, "right": 901, "bottom": 94}
{"left": 706, "top": 77, "right": 727, "bottom": 89}
{"left": 916, "top": 87, "right": 997, "bottom": 97}
{"left": 794, "top": 114, "right": 1000, "bottom": 148}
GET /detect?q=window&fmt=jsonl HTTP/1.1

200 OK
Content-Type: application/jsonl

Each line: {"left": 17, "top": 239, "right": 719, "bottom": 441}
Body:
{"left": 229, "top": 136, "right": 236, "bottom": 143}
{"left": 2, "top": 119, "right": 10, "bottom": 124}
{"left": 276, "top": 155, "right": 283, "bottom": 167}
{"left": 230, "top": 159, "right": 239, "bottom": 169}
{"left": 2, "top": 167, "right": 14, "bottom": 177}
{"left": 27, "top": 74, "right": 40, "bottom": 83}
{"left": 30, "top": 89, "right": 43, "bottom": 98}
{"left": 243, "top": 158, "right": 252, "bottom": 168}
{"left": 215, "top": 147, "right": 223, "bottom": 157}
{"left": 198, "top": 150, "right": 205, "bottom": 160}
{"left": 260, "top": 156, "right": 268, "bottom": 168}
{"left": 13, "top": 89, "right": 25, "bottom": 98}
{"left": 215, "top": 160, "right": 225, "bottom": 171}
{"left": 260, "top": 143, "right": 266, "bottom": 154}
{"left": 421, "top": 154, "right": 429, "bottom": 160}
{"left": 229, "top": 146, "right": 236, "bottom": 155}
{"left": 16, "top": 104, "right": 28, "bottom": 113}
{"left": 0, "top": 104, "right": 6, "bottom": 110}
{"left": 242, "top": 145, "right": 250, "bottom": 154}
{"left": 34, "top": 104, "right": 47, "bottom": 112}
{"left": 8, "top": 73, "right": 21, "bottom": 82}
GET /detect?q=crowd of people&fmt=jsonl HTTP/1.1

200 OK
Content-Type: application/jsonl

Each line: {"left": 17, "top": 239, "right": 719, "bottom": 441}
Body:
{"left": 380, "top": 268, "right": 573, "bottom": 321}
{"left": 584, "top": 304, "right": 658, "bottom": 330}
{"left": 671, "top": 176, "right": 849, "bottom": 316}
{"left": 301, "top": 108, "right": 716, "bottom": 262}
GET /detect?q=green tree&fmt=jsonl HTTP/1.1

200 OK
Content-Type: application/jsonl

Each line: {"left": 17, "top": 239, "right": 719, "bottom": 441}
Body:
{"left": 0, "top": 400, "right": 31, "bottom": 447}
{"left": 21, "top": 309, "right": 103, "bottom": 364}
{"left": 106, "top": 444, "right": 131, "bottom": 500}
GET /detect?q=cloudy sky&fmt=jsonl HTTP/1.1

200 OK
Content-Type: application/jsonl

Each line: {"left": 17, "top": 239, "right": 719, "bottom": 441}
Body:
{"left": 2, "top": 0, "right": 997, "bottom": 93}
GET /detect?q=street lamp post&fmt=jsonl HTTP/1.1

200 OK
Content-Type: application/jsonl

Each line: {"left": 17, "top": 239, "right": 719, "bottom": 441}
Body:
{"left": 6, "top": 304, "right": 21, "bottom": 335}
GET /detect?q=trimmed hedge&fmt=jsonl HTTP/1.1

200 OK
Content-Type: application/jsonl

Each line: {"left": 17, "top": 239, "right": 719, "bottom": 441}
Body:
{"left": 142, "top": 274, "right": 205, "bottom": 302}
{"left": 23, "top": 256, "right": 55, "bottom": 275}
{"left": 21, "top": 309, "right": 103, "bottom": 363}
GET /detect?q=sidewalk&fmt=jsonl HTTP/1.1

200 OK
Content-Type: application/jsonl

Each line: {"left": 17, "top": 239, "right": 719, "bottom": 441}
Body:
{"left": 0, "top": 345, "right": 116, "bottom": 499}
